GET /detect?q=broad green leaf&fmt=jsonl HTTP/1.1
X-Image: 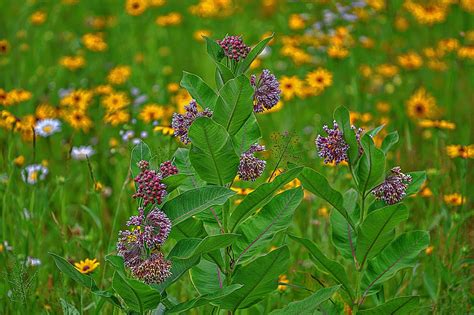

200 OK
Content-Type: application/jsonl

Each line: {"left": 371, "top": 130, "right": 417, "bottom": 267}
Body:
{"left": 406, "top": 171, "right": 426, "bottom": 196}
{"left": 219, "top": 246, "right": 290, "bottom": 310}
{"left": 299, "top": 167, "right": 355, "bottom": 229}
{"left": 356, "top": 203, "right": 409, "bottom": 267}
{"left": 50, "top": 253, "right": 95, "bottom": 289}
{"left": 130, "top": 140, "right": 152, "bottom": 182}
{"left": 289, "top": 235, "right": 354, "bottom": 301}
{"left": 172, "top": 148, "right": 205, "bottom": 189}
{"left": 189, "top": 117, "right": 240, "bottom": 185}
{"left": 166, "top": 285, "right": 243, "bottom": 314}
{"left": 60, "top": 298, "right": 80, "bottom": 315}
{"left": 357, "top": 134, "right": 385, "bottom": 195}
{"left": 358, "top": 296, "right": 420, "bottom": 315}
{"left": 162, "top": 186, "right": 235, "bottom": 225}
{"left": 362, "top": 231, "right": 430, "bottom": 294}
{"left": 367, "top": 125, "right": 385, "bottom": 138}
{"left": 229, "top": 167, "right": 303, "bottom": 231}
{"left": 334, "top": 106, "right": 360, "bottom": 165}
{"left": 269, "top": 285, "right": 340, "bottom": 315}
{"left": 105, "top": 255, "right": 126, "bottom": 275}
{"left": 235, "top": 187, "right": 303, "bottom": 262}
{"left": 236, "top": 34, "right": 273, "bottom": 75}
{"left": 331, "top": 189, "right": 358, "bottom": 260}
{"left": 112, "top": 272, "right": 161, "bottom": 312}
{"left": 380, "top": 131, "right": 399, "bottom": 154}
{"left": 161, "top": 173, "right": 189, "bottom": 192}
{"left": 169, "top": 234, "right": 239, "bottom": 260}
{"left": 204, "top": 36, "right": 224, "bottom": 62}
{"left": 213, "top": 75, "right": 254, "bottom": 136}
{"left": 215, "top": 61, "right": 235, "bottom": 84}
{"left": 180, "top": 71, "right": 218, "bottom": 110}
{"left": 190, "top": 259, "right": 226, "bottom": 295}
{"left": 232, "top": 113, "right": 261, "bottom": 155}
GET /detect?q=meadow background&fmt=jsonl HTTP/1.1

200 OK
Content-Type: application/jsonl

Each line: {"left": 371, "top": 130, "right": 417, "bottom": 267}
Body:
{"left": 0, "top": 0, "right": 473, "bottom": 313}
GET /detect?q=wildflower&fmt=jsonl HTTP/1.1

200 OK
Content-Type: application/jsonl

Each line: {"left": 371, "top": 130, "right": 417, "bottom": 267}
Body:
{"left": 59, "top": 55, "right": 85, "bottom": 71}
{"left": 279, "top": 76, "right": 303, "bottom": 101}
{"left": 160, "top": 160, "right": 178, "bottom": 178}
{"left": 22, "top": 164, "right": 48, "bottom": 184}
{"left": 288, "top": 14, "right": 305, "bottom": 30}
{"left": 155, "top": 12, "right": 182, "bottom": 26}
{"left": 139, "top": 104, "right": 168, "bottom": 123}
{"left": 74, "top": 258, "right": 100, "bottom": 274}
{"left": 13, "top": 155, "right": 25, "bottom": 167}
{"left": 328, "top": 45, "right": 349, "bottom": 59}
{"left": 315, "top": 121, "right": 349, "bottom": 165}
{"left": 63, "top": 110, "right": 92, "bottom": 132}
{"left": 318, "top": 207, "right": 329, "bottom": 218}
{"left": 446, "top": 145, "right": 474, "bottom": 159}
{"left": 131, "top": 252, "right": 172, "bottom": 284}
{"left": 30, "top": 11, "right": 47, "bottom": 25}
{"left": 82, "top": 33, "right": 107, "bottom": 52}
{"left": 444, "top": 193, "right": 465, "bottom": 206}
{"left": 126, "top": 0, "right": 148, "bottom": 16}
{"left": 217, "top": 35, "right": 251, "bottom": 62}
{"left": 278, "top": 274, "right": 289, "bottom": 292}
{"left": 104, "top": 110, "right": 130, "bottom": 126}
{"left": 251, "top": 69, "right": 281, "bottom": 113}
{"left": 171, "top": 100, "right": 212, "bottom": 144}
{"left": 107, "top": 66, "right": 131, "bottom": 85}
{"left": 419, "top": 119, "right": 455, "bottom": 130}
{"left": 372, "top": 167, "right": 412, "bottom": 205}
{"left": 60, "top": 89, "right": 93, "bottom": 110}
{"left": 35, "top": 104, "right": 57, "bottom": 119}
{"left": 193, "top": 29, "right": 211, "bottom": 41}
{"left": 238, "top": 144, "right": 266, "bottom": 181}
{"left": 0, "top": 39, "right": 10, "bottom": 54}
{"left": 154, "top": 125, "right": 174, "bottom": 136}
{"left": 35, "top": 119, "right": 61, "bottom": 137}
{"left": 102, "top": 92, "right": 130, "bottom": 111}
{"left": 71, "top": 146, "right": 95, "bottom": 160}
{"left": 397, "top": 52, "right": 423, "bottom": 70}
{"left": 133, "top": 160, "right": 167, "bottom": 206}
{"left": 306, "top": 68, "right": 333, "bottom": 91}
{"left": 406, "top": 88, "right": 437, "bottom": 120}
{"left": 26, "top": 257, "right": 42, "bottom": 267}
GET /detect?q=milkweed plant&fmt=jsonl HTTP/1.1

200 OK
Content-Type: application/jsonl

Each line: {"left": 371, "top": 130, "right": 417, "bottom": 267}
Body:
{"left": 51, "top": 34, "right": 428, "bottom": 314}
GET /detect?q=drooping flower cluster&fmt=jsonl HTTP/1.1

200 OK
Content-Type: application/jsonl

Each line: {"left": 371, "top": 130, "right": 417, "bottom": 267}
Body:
{"left": 315, "top": 121, "right": 364, "bottom": 165}
{"left": 171, "top": 100, "right": 213, "bottom": 144}
{"left": 217, "top": 35, "right": 251, "bottom": 61}
{"left": 238, "top": 144, "right": 266, "bottom": 181}
{"left": 251, "top": 69, "right": 281, "bottom": 113}
{"left": 132, "top": 160, "right": 167, "bottom": 207}
{"left": 372, "top": 167, "right": 412, "bottom": 205}
{"left": 160, "top": 160, "right": 178, "bottom": 177}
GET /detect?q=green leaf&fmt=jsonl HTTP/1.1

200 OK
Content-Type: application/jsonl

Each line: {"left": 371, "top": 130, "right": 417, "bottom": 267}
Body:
{"left": 362, "top": 231, "right": 430, "bottom": 294}
{"left": 112, "top": 272, "right": 161, "bottom": 312}
{"left": 130, "top": 140, "right": 152, "bottom": 182}
{"left": 219, "top": 246, "right": 290, "bottom": 310}
{"left": 236, "top": 34, "right": 273, "bottom": 75}
{"left": 330, "top": 189, "right": 358, "bottom": 260}
{"left": 406, "top": 171, "right": 426, "bottom": 196}
{"left": 173, "top": 148, "right": 206, "bottom": 189}
{"left": 298, "top": 167, "right": 355, "bottom": 230}
{"left": 161, "top": 173, "right": 189, "bottom": 192}
{"left": 334, "top": 106, "right": 360, "bottom": 165}
{"left": 366, "top": 125, "right": 385, "bottom": 138}
{"left": 380, "top": 131, "right": 399, "bottom": 154}
{"left": 105, "top": 255, "right": 126, "bottom": 275}
{"left": 180, "top": 71, "right": 218, "bottom": 110}
{"left": 190, "top": 259, "right": 226, "bottom": 295}
{"left": 358, "top": 296, "right": 420, "bottom": 315}
{"left": 166, "top": 285, "right": 243, "bottom": 314}
{"left": 357, "top": 134, "right": 385, "bottom": 195}
{"left": 169, "top": 234, "right": 239, "bottom": 260}
{"left": 215, "top": 61, "right": 235, "bottom": 84}
{"left": 356, "top": 204, "right": 409, "bottom": 267}
{"left": 213, "top": 75, "right": 254, "bottom": 136}
{"left": 204, "top": 36, "right": 224, "bottom": 62}
{"left": 235, "top": 187, "right": 303, "bottom": 262}
{"left": 229, "top": 167, "right": 303, "bottom": 231}
{"left": 289, "top": 235, "right": 354, "bottom": 301}
{"left": 162, "top": 186, "right": 235, "bottom": 225}
{"left": 232, "top": 114, "right": 261, "bottom": 155}
{"left": 189, "top": 117, "right": 240, "bottom": 185}
{"left": 50, "top": 253, "right": 95, "bottom": 289}
{"left": 269, "top": 285, "right": 340, "bottom": 315}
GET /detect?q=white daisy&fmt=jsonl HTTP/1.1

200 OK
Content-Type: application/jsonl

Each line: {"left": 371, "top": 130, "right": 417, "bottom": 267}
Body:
{"left": 21, "top": 164, "right": 48, "bottom": 184}
{"left": 35, "top": 119, "right": 61, "bottom": 137}
{"left": 71, "top": 146, "right": 95, "bottom": 160}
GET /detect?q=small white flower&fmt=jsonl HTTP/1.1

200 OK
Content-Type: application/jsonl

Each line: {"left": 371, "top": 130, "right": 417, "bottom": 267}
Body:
{"left": 26, "top": 257, "right": 41, "bottom": 267}
{"left": 71, "top": 146, "right": 95, "bottom": 160}
{"left": 35, "top": 119, "right": 61, "bottom": 137}
{"left": 21, "top": 164, "right": 48, "bottom": 185}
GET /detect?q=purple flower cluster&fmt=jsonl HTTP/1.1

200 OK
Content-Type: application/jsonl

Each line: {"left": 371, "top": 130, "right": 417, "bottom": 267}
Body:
{"left": 372, "top": 167, "right": 412, "bottom": 205}
{"left": 251, "top": 69, "right": 281, "bottom": 113}
{"left": 217, "top": 35, "right": 251, "bottom": 61}
{"left": 133, "top": 161, "right": 167, "bottom": 207}
{"left": 238, "top": 144, "right": 266, "bottom": 181}
{"left": 315, "top": 121, "right": 349, "bottom": 164}
{"left": 117, "top": 207, "right": 172, "bottom": 284}
{"left": 171, "top": 100, "right": 213, "bottom": 144}
{"left": 160, "top": 160, "right": 178, "bottom": 178}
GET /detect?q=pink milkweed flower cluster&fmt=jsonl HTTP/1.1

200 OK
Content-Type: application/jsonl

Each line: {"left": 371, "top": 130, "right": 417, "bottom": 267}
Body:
{"left": 238, "top": 143, "right": 266, "bottom": 181}
{"left": 217, "top": 35, "right": 251, "bottom": 61}
{"left": 372, "top": 166, "right": 412, "bottom": 205}
{"left": 251, "top": 69, "right": 281, "bottom": 113}
{"left": 171, "top": 100, "right": 213, "bottom": 144}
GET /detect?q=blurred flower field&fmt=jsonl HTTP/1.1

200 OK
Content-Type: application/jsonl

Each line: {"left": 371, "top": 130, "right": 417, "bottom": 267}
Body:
{"left": 0, "top": 0, "right": 473, "bottom": 314}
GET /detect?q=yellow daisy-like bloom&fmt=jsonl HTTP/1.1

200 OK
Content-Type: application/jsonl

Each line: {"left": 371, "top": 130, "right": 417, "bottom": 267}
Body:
{"left": 154, "top": 125, "right": 174, "bottom": 136}
{"left": 74, "top": 258, "right": 99, "bottom": 274}
{"left": 0, "top": 110, "right": 17, "bottom": 129}
{"left": 30, "top": 11, "right": 47, "bottom": 25}
{"left": 327, "top": 45, "right": 349, "bottom": 59}
{"left": 318, "top": 207, "right": 329, "bottom": 218}
{"left": 395, "top": 16, "right": 409, "bottom": 31}
{"left": 167, "top": 83, "right": 180, "bottom": 93}
{"left": 376, "top": 101, "right": 391, "bottom": 113}
{"left": 172, "top": 90, "right": 192, "bottom": 112}
{"left": 102, "top": 92, "right": 130, "bottom": 111}
{"left": 95, "top": 84, "right": 114, "bottom": 95}
{"left": 0, "top": 89, "right": 12, "bottom": 106}
{"left": 0, "top": 39, "right": 10, "bottom": 54}
{"left": 125, "top": 0, "right": 148, "bottom": 16}
{"left": 59, "top": 55, "right": 85, "bottom": 71}
{"left": 419, "top": 184, "right": 433, "bottom": 198}
{"left": 457, "top": 46, "right": 474, "bottom": 60}
{"left": 406, "top": 88, "right": 436, "bottom": 120}
{"left": 460, "top": 0, "right": 474, "bottom": 12}
{"left": 104, "top": 110, "right": 130, "bottom": 126}
{"left": 306, "top": 68, "right": 333, "bottom": 91}
{"left": 61, "top": 89, "right": 93, "bottom": 110}
{"left": 437, "top": 38, "right": 459, "bottom": 53}
{"left": 446, "top": 145, "right": 474, "bottom": 159}
{"left": 139, "top": 104, "right": 168, "bottom": 123}
{"left": 107, "top": 66, "right": 131, "bottom": 85}
{"left": 376, "top": 64, "right": 399, "bottom": 78}
{"left": 425, "top": 246, "right": 434, "bottom": 255}
{"left": 82, "top": 33, "right": 107, "bottom": 52}
{"left": 155, "top": 12, "right": 182, "bottom": 26}
{"left": 443, "top": 193, "right": 465, "bottom": 206}
{"left": 366, "top": 0, "right": 385, "bottom": 11}
{"left": 397, "top": 52, "right": 423, "bottom": 70}
{"left": 418, "top": 119, "right": 455, "bottom": 130}
{"left": 279, "top": 76, "right": 303, "bottom": 101}
{"left": 13, "top": 155, "right": 25, "bottom": 167}
{"left": 404, "top": 1, "right": 449, "bottom": 25}
{"left": 62, "top": 109, "right": 92, "bottom": 132}
{"left": 6, "top": 89, "right": 32, "bottom": 105}
{"left": 150, "top": 0, "right": 166, "bottom": 7}
{"left": 288, "top": 14, "right": 305, "bottom": 30}
{"left": 193, "top": 29, "right": 211, "bottom": 42}
{"left": 278, "top": 274, "right": 289, "bottom": 292}
{"left": 36, "top": 103, "right": 57, "bottom": 119}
